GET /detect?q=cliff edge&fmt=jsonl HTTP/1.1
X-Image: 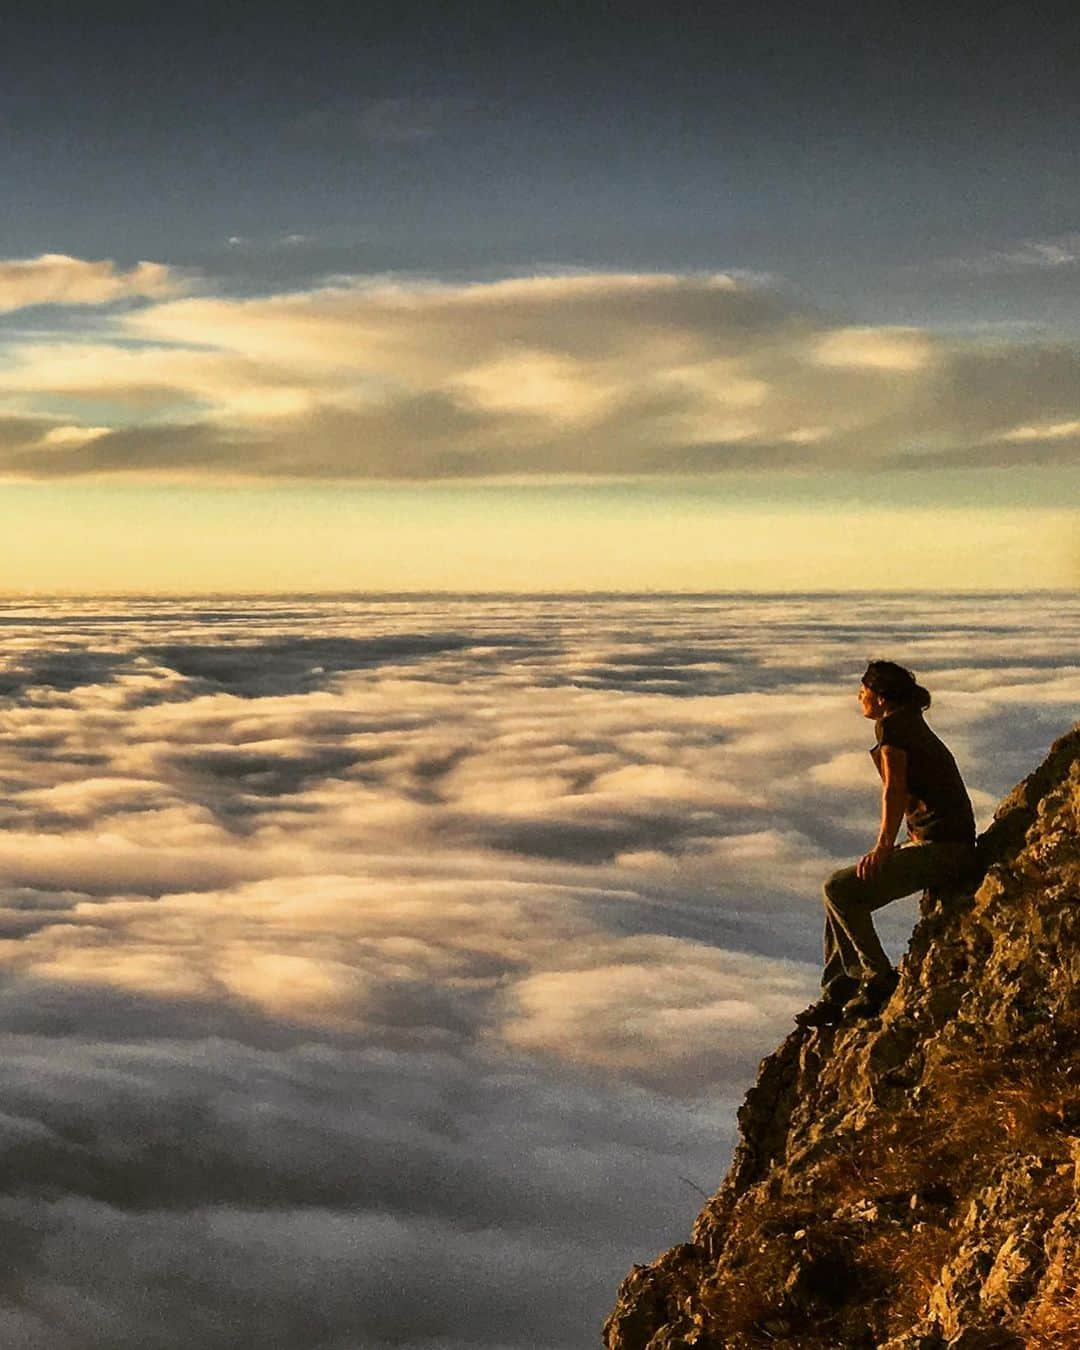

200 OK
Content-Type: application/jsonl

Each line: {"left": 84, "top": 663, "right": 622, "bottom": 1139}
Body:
{"left": 604, "top": 721, "right": 1080, "bottom": 1349}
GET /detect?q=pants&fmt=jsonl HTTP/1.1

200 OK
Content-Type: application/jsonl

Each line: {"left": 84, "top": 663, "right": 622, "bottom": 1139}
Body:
{"left": 821, "top": 839, "right": 975, "bottom": 994}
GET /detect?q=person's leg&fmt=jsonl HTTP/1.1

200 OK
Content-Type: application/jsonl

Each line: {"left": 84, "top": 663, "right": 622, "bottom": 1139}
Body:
{"left": 821, "top": 899, "right": 863, "bottom": 998}
{"left": 798, "top": 842, "right": 973, "bottom": 1026}
{"left": 823, "top": 841, "right": 972, "bottom": 984}
{"left": 822, "top": 864, "right": 897, "bottom": 982}
{"left": 794, "top": 910, "right": 862, "bottom": 1026}
{"left": 807, "top": 861, "right": 902, "bottom": 1022}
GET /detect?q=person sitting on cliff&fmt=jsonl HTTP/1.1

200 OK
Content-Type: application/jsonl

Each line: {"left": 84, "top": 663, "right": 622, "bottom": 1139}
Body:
{"left": 795, "top": 660, "right": 978, "bottom": 1029}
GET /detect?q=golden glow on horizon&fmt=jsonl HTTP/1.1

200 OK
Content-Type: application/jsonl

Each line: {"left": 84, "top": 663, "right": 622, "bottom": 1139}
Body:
{"left": 0, "top": 263, "right": 1077, "bottom": 598}
{"left": 1, "top": 485, "right": 1074, "bottom": 593}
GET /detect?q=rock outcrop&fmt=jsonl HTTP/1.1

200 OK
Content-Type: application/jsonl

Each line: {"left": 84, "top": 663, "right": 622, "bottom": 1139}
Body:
{"left": 604, "top": 722, "right": 1080, "bottom": 1349}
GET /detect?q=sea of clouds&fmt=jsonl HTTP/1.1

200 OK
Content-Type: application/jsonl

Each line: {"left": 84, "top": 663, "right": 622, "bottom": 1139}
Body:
{"left": 0, "top": 591, "right": 1076, "bottom": 1349}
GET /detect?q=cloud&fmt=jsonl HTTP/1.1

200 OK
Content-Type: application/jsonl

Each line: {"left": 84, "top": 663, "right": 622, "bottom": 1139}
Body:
{"left": 1002, "top": 418, "right": 1080, "bottom": 441}
{"left": 899, "top": 436, "right": 1080, "bottom": 470}
{"left": 940, "top": 232, "right": 1080, "bottom": 274}
{"left": 298, "top": 94, "right": 470, "bottom": 145}
{"left": 812, "top": 326, "right": 934, "bottom": 372}
{"left": 0, "top": 254, "right": 180, "bottom": 315}
{"left": 0, "top": 1043, "right": 725, "bottom": 1347}
{"left": 1, "top": 265, "right": 1078, "bottom": 480}
{"left": 498, "top": 936, "right": 809, "bottom": 1091}
{"left": 226, "top": 232, "right": 319, "bottom": 251}
{"left": 40, "top": 424, "right": 112, "bottom": 447}
{"left": 0, "top": 594, "right": 1075, "bottom": 1345}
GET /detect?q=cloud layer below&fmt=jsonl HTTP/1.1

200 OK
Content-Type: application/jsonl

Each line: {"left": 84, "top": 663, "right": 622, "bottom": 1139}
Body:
{"left": 2, "top": 262, "right": 1080, "bottom": 481}
{"left": 0, "top": 592, "right": 1077, "bottom": 1346}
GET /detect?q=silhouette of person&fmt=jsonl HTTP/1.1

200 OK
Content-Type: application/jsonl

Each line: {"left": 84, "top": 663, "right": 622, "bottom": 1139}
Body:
{"left": 796, "top": 661, "right": 977, "bottom": 1027}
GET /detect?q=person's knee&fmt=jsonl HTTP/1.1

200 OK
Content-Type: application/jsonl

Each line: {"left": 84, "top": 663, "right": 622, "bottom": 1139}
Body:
{"left": 823, "top": 867, "right": 860, "bottom": 909}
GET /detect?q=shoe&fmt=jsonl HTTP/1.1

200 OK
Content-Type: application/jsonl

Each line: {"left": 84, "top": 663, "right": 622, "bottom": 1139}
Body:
{"left": 843, "top": 969, "right": 900, "bottom": 1018}
{"left": 794, "top": 997, "right": 846, "bottom": 1028}
{"left": 794, "top": 976, "right": 859, "bottom": 1028}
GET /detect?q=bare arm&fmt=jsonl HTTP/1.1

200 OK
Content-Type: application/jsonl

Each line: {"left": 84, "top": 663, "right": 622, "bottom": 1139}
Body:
{"left": 858, "top": 745, "right": 908, "bottom": 879}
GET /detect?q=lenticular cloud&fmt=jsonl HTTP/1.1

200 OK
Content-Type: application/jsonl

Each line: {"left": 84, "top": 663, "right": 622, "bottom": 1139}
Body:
{"left": 0, "top": 592, "right": 1077, "bottom": 1348}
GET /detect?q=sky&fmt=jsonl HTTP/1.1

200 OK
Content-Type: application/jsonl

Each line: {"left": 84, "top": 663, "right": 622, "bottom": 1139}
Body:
{"left": 0, "top": 592, "right": 1076, "bottom": 1347}
{"left": 2, "top": 13, "right": 1078, "bottom": 1343}
{"left": 1, "top": 1, "right": 1079, "bottom": 590}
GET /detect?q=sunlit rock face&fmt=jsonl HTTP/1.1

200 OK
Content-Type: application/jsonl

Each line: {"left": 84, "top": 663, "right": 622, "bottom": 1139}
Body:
{"left": 604, "top": 722, "right": 1080, "bottom": 1349}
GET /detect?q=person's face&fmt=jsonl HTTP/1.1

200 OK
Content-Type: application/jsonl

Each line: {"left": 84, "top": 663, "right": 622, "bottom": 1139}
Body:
{"left": 858, "top": 682, "right": 888, "bottom": 719}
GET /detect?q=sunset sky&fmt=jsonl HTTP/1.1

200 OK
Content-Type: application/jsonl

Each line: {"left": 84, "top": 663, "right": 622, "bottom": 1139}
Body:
{"left": 1, "top": 10, "right": 1079, "bottom": 1343}
{"left": 2, "top": 1, "right": 1079, "bottom": 590}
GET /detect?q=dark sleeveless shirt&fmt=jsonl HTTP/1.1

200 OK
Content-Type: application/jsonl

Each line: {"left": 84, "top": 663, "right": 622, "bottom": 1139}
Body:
{"left": 870, "top": 707, "right": 976, "bottom": 844}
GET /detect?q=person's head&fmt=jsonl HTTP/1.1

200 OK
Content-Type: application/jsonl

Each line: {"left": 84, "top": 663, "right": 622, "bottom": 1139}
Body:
{"left": 858, "top": 660, "right": 932, "bottom": 720}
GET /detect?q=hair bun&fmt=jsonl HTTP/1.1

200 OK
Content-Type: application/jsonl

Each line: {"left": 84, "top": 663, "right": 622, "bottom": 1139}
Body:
{"left": 862, "top": 660, "right": 931, "bottom": 709}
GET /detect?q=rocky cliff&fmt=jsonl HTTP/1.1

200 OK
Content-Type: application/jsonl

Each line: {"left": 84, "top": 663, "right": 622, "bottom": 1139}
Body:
{"left": 604, "top": 722, "right": 1080, "bottom": 1349}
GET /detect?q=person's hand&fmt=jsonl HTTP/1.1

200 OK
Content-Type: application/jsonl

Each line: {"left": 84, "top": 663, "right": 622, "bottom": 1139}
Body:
{"left": 857, "top": 843, "right": 893, "bottom": 880}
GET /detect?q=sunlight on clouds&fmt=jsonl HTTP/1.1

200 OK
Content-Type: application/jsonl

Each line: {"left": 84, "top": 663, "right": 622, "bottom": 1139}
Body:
{"left": 587, "top": 763, "right": 721, "bottom": 801}
{"left": 1001, "top": 419, "right": 1080, "bottom": 441}
{"left": 812, "top": 326, "right": 934, "bottom": 371}
{"left": 657, "top": 358, "right": 769, "bottom": 409}
{"left": 42, "top": 425, "right": 112, "bottom": 447}
{"left": 3, "top": 342, "right": 330, "bottom": 422}
{"left": 27, "top": 944, "right": 212, "bottom": 999}
{"left": 451, "top": 349, "right": 617, "bottom": 423}
{"left": 807, "top": 750, "right": 874, "bottom": 790}
{"left": 222, "top": 952, "right": 370, "bottom": 1027}
{"left": 443, "top": 271, "right": 741, "bottom": 303}
{"left": 0, "top": 263, "right": 1077, "bottom": 501}
{"left": 498, "top": 938, "right": 812, "bottom": 1090}
{"left": 0, "top": 254, "right": 179, "bottom": 313}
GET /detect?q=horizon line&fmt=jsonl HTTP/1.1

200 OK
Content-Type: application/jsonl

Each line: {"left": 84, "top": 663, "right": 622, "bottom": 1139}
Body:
{"left": 0, "top": 587, "right": 1076, "bottom": 600}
